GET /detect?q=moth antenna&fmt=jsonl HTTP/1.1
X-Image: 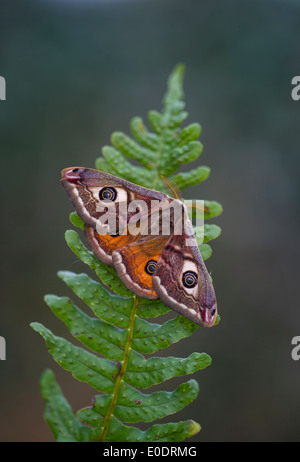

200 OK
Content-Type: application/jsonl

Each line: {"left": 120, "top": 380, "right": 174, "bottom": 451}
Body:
{"left": 67, "top": 259, "right": 82, "bottom": 270}
{"left": 185, "top": 202, "right": 210, "bottom": 216}
{"left": 161, "top": 176, "right": 182, "bottom": 200}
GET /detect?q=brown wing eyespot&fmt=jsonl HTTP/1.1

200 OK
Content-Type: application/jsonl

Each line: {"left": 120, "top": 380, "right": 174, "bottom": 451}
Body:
{"left": 144, "top": 260, "right": 157, "bottom": 275}
{"left": 99, "top": 187, "right": 117, "bottom": 202}
{"left": 182, "top": 271, "right": 198, "bottom": 288}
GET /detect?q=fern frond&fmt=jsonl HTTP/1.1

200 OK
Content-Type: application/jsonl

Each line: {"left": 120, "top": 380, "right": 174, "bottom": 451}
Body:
{"left": 95, "top": 64, "right": 213, "bottom": 195}
{"left": 31, "top": 64, "right": 222, "bottom": 442}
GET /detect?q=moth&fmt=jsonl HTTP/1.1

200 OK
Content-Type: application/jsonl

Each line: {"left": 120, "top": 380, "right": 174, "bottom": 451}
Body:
{"left": 61, "top": 167, "right": 217, "bottom": 327}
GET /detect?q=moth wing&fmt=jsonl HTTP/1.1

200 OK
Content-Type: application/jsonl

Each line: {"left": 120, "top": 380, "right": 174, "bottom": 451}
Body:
{"left": 112, "top": 234, "right": 170, "bottom": 298}
{"left": 152, "top": 226, "right": 217, "bottom": 327}
{"left": 61, "top": 167, "right": 168, "bottom": 265}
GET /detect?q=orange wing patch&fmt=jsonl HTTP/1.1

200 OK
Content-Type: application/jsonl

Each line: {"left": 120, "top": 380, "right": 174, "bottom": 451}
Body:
{"left": 112, "top": 235, "right": 170, "bottom": 298}
{"left": 91, "top": 228, "right": 139, "bottom": 253}
{"left": 84, "top": 225, "right": 141, "bottom": 265}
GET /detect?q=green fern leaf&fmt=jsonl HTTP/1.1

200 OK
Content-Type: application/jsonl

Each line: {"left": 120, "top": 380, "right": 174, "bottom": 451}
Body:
{"left": 31, "top": 64, "right": 222, "bottom": 442}
{"left": 95, "top": 64, "right": 210, "bottom": 193}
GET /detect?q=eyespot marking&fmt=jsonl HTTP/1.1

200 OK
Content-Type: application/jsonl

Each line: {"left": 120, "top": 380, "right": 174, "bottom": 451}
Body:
{"left": 99, "top": 187, "right": 117, "bottom": 202}
{"left": 182, "top": 271, "right": 198, "bottom": 288}
{"left": 145, "top": 260, "right": 157, "bottom": 275}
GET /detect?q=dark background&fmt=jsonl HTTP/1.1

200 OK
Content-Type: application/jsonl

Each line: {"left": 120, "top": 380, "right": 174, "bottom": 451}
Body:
{"left": 0, "top": 0, "right": 299, "bottom": 442}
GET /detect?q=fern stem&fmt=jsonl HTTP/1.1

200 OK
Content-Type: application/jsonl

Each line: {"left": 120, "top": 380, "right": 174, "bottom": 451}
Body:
{"left": 153, "top": 123, "right": 171, "bottom": 190}
{"left": 98, "top": 294, "right": 139, "bottom": 442}
{"left": 152, "top": 135, "right": 164, "bottom": 190}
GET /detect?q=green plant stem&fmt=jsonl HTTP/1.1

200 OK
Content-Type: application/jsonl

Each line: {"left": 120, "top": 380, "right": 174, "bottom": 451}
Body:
{"left": 99, "top": 125, "right": 179, "bottom": 440}
{"left": 152, "top": 116, "right": 172, "bottom": 190}
{"left": 152, "top": 136, "right": 164, "bottom": 190}
{"left": 98, "top": 294, "right": 139, "bottom": 442}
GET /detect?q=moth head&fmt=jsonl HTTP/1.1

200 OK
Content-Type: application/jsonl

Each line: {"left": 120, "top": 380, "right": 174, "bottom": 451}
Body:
{"left": 200, "top": 302, "right": 217, "bottom": 328}
{"left": 61, "top": 168, "right": 123, "bottom": 201}
{"left": 61, "top": 167, "right": 85, "bottom": 183}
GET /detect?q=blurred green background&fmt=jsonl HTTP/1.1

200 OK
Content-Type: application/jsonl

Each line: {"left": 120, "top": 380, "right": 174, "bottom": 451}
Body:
{"left": 0, "top": 0, "right": 299, "bottom": 442}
